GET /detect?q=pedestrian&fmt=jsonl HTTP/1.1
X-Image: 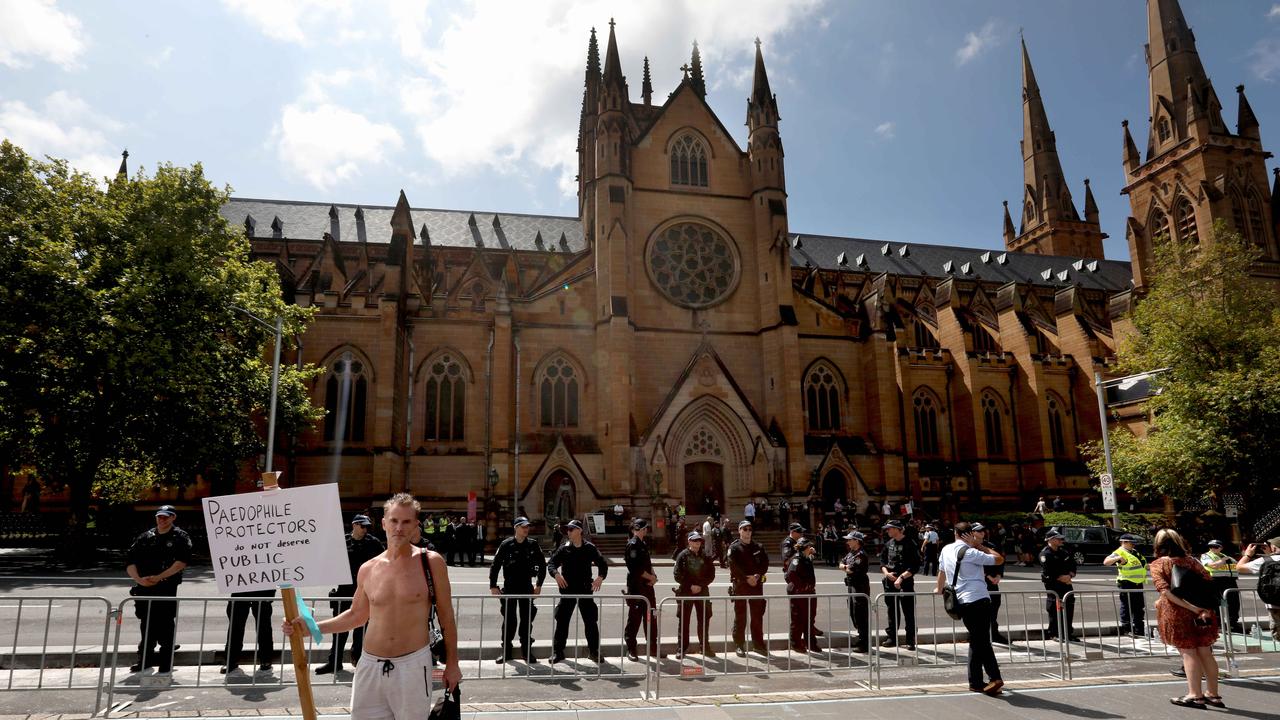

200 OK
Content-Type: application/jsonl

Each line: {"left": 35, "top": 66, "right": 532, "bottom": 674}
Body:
{"left": 284, "top": 493, "right": 461, "bottom": 719}
{"left": 1201, "top": 540, "right": 1242, "bottom": 634}
{"left": 547, "top": 519, "right": 608, "bottom": 663}
{"left": 822, "top": 523, "right": 839, "bottom": 566}
{"left": 472, "top": 517, "right": 486, "bottom": 565}
{"left": 743, "top": 500, "right": 756, "bottom": 526}
{"left": 315, "top": 514, "right": 385, "bottom": 675}
{"left": 449, "top": 517, "right": 468, "bottom": 566}
{"left": 702, "top": 515, "right": 714, "bottom": 539}
{"left": 126, "top": 505, "right": 192, "bottom": 674}
{"left": 1033, "top": 497, "right": 1047, "bottom": 515}
{"left": 674, "top": 531, "right": 716, "bottom": 657}
{"left": 879, "top": 520, "right": 920, "bottom": 649}
{"left": 623, "top": 518, "right": 661, "bottom": 661}
{"left": 1052, "top": 496, "right": 1064, "bottom": 512}
{"left": 489, "top": 516, "right": 546, "bottom": 664}
{"left": 779, "top": 500, "right": 791, "bottom": 528}
{"left": 785, "top": 539, "right": 821, "bottom": 653}
{"left": 1234, "top": 537, "right": 1280, "bottom": 641}
{"left": 935, "top": 521, "right": 1005, "bottom": 696}
{"left": 780, "top": 522, "right": 805, "bottom": 569}
{"left": 920, "top": 524, "right": 940, "bottom": 576}
{"left": 975, "top": 523, "right": 1009, "bottom": 644}
{"left": 1150, "top": 529, "right": 1223, "bottom": 709}
{"left": 881, "top": 498, "right": 892, "bottom": 519}
{"left": 1040, "top": 531, "right": 1079, "bottom": 641}
{"left": 221, "top": 589, "right": 276, "bottom": 675}
{"left": 1103, "top": 533, "right": 1149, "bottom": 638}
{"left": 839, "top": 530, "right": 871, "bottom": 653}
{"left": 728, "top": 520, "right": 769, "bottom": 656}
{"left": 717, "top": 518, "right": 732, "bottom": 567}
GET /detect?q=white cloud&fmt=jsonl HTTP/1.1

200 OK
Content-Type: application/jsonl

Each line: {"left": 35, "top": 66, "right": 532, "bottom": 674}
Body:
{"left": 1269, "top": 4, "right": 1280, "bottom": 19}
{"left": 874, "top": 121, "right": 895, "bottom": 140}
{"left": 956, "top": 19, "right": 1002, "bottom": 66}
{"left": 0, "top": 91, "right": 122, "bottom": 179}
{"left": 220, "top": 0, "right": 356, "bottom": 45}
{"left": 272, "top": 103, "right": 404, "bottom": 191}
{"left": 1249, "top": 38, "right": 1280, "bottom": 82}
{"left": 0, "top": 0, "right": 87, "bottom": 69}
{"left": 146, "top": 46, "right": 174, "bottom": 68}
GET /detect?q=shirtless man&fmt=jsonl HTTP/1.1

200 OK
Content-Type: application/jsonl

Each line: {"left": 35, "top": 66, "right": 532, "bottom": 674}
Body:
{"left": 284, "top": 494, "right": 461, "bottom": 718}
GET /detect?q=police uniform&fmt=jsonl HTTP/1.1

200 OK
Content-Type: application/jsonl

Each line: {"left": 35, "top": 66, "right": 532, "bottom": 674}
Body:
{"left": 785, "top": 540, "right": 819, "bottom": 652}
{"left": 1201, "top": 541, "right": 1241, "bottom": 633}
{"left": 840, "top": 532, "right": 871, "bottom": 652}
{"left": 674, "top": 533, "right": 716, "bottom": 656}
{"left": 622, "top": 520, "right": 659, "bottom": 659}
{"left": 780, "top": 523, "right": 805, "bottom": 570}
{"left": 489, "top": 517, "right": 546, "bottom": 661}
{"left": 728, "top": 522, "right": 769, "bottom": 654}
{"left": 547, "top": 521, "right": 609, "bottom": 662}
{"left": 317, "top": 515, "right": 385, "bottom": 673}
{"left": 126, "top": 507, "right": 192, "bottom": 672}
{"left": 1106, "top": 536, "right": 1147, "bottom": 637}
{"left": 879, "top": 522, "right": 921, "bottom": 648}
{"left": 1039, "top": 533, "right": 1078, "bottom": 640}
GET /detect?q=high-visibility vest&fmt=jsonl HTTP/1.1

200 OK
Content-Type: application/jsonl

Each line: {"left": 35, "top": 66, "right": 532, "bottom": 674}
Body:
{"left": 423, "top": 520, "right": 436, "bottom": 535}
{"left": 1114, "top": 547, "right": 1147, "bottom": 583}
{"left": 1201, "top": 551, "right": 1236, "bottom": 578}
{"left": 677, "top": 504, "right": 686, "bottom": 517}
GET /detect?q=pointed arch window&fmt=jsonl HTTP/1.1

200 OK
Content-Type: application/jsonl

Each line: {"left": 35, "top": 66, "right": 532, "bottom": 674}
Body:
{"left": 913, "top": 318, "right": 939, "bottom": 349}
{"left": 538, "top": 355, "right": 580, "bottom": 428}
{"left": 1174, "top": 197, "right": 1198, "bottom": 245}
{"left": 804, "top": 362, "right": 843, "bottom": 432}
{"left": 323, "top": 355, "right": 368, "bottom": 443}
{"left": 670, "top": 134, "right": 709, "bottom": 188}
{"left": 1246, "top": 190, "right": 1269, "bottom": 252}
{"left": 1157, "top": 117, "right": 1172, "bottom": 143}
{"left": 1230, "top": 190, "right": 1248, "bottom": 239}
{"left": 982, "top": 391, "right": 1006, "bottom": 457}
{"left": 1047, "top": 395, "right": 1067, "bottom": 457}
{"left": 912, "top": 389, "right": 941, "bottom": 457}
{"left": 1148, "top": 207, "right": 1170, "bottom": 244}
{"left": 973, "top": 325, "right": 1000, "bottom": 354}
{"left": 424, "top": 353, "right": 466, "bottom": 441}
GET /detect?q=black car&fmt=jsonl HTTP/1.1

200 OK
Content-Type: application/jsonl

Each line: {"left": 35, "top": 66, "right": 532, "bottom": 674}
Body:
{"left": 1050, "top": 525, "right": 1153, "bottom": 565}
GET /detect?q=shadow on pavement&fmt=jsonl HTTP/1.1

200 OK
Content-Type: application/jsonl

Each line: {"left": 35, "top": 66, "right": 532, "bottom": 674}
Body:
{"left": 1000, "top": 692, "right": 1124, "bottom": 718}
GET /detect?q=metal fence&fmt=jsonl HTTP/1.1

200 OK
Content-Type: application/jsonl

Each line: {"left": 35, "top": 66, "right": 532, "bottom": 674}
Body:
{"left": 0, "top": 594, "right": 114, "bottom": 714}
{"left": 1221, "top": 588, "right": 1279, "bottom": 659}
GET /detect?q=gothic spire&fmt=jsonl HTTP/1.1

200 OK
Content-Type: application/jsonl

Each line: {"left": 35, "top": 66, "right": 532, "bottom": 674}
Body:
{"left": 1236, "top": 84, "right": 1260, "bottom": 139}
{"left": 1084, "top": 178, "right": 1099, "bottom": 225}
{"left": 586, "top": 27, "right": 600, "bottom": 81}
{"left": 1122, "top": 119, "right": 1141, "bottom": 173}
{"left": 602, "top": 18, "right": 624, "bottom": 89}
{"left": 747, "top": 37, "right": 779, "bottom": 132}
{"left": 1002, "top": 201, "right": 1016, "bottom": 246}
{"left": 690, "top": 40, "right": 706, "bottom": 98}
{"left": 1145, "top": 0, "right": 1224, "bottom": 149}
{"left": 117, "top": 149, "right": 128, "bottom": 178}
{"left": 642, "top": 56, "right": 653, "bottom": 105}
{"left": 1020, "top": 37, "right": 1076, "bottom": 224}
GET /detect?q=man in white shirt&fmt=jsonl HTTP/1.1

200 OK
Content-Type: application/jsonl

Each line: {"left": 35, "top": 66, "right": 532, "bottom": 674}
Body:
{"left": 743, "top": 501, "right": 756, "bottom": 524}
{"left": 1235, "top": 537, "right": 1280, "bottom": 641}
{"left": 935, "top": 521, "right": 1005, "bottom": 696}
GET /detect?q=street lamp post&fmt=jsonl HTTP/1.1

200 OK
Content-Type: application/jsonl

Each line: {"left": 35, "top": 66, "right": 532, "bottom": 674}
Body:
{"left": 1094, "top": 367, "right": 1170, "bottom": 530}
{"left": 233, "top": 307, "right": 284, "bottom": 475}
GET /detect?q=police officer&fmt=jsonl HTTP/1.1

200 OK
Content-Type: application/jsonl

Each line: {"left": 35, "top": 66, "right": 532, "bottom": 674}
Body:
{"left": 1040, "top": 531, "right": 1079, "bottom": 641}
{"left": 974, "top": 523, "right": 1009, "bottom": 644}
{"left": 674, "top": 531, "right": 716, "bottom": 657}
{"left": 489, "top": 516, "right": 546, "bottom": 663}
{"left": 879, "top": 520, "right": 920, "bottom": 649}
{"left": 786, "top": 539, "right": 820, "bottom": 653}
{"left": 1102, "top": 533, "right": 1148, "bottom": 638}
{"left": 1201, "top": 539, "right": 1242, "bottom": 634}
{"left": 728, "top": 520, "right": 769, "bottom": 656}
{"left": 548, "top": 520, "right": 608, "bottom": 663}
{"left": 839, "top": 530, "right": 871, "bottom": 652}
{"left": 623, "top": 518, "right": 660, "bottom": 661}
{"left": 780, "top": 522, "right": 805, "bottom": 569}
{"left": 315, "top": 513, "right": 385, "bottom": 674}
{"left": 126, "top": 505, "right": 192, "bottom": 673}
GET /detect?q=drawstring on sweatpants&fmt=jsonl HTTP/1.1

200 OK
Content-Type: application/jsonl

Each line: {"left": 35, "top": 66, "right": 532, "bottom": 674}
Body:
{"left": 380, "top": 658, "right": 395, "bottom": 676}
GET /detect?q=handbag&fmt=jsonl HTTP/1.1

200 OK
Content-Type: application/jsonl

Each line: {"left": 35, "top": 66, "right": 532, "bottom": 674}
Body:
{"left": 428, "top": 687, "right": 461, "bottom": 720}
{"left": 420, "top": 551, "right": 447, "bottom": 664}
{"left": 1170, "top": 561, "right": 1218, "bottom": 611}
{"left": 942, "top": 546, "right": 969, "bottom": 620}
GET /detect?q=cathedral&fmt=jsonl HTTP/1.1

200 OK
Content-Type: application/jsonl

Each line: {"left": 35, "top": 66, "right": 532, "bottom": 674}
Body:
{"left": 223, "top": 0, "right": 1277, "bottom": 526}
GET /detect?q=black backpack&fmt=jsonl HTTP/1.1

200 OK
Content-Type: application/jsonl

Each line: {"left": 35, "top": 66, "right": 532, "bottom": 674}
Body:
{"left": 1258, "top": 556, "right": 1280, "bottom": 606}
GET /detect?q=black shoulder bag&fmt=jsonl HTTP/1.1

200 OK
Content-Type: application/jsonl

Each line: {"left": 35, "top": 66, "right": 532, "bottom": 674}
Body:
{"left": 420, "top": 550, "right": 448, "bottom": 664}
{"left": 942, "top": 546, "right": 969, "bottom": 620}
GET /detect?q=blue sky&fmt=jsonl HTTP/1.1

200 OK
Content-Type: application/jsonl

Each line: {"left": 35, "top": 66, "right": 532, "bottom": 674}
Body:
{"left": 2, "top": 0, "right": 1278, "bottom": 262}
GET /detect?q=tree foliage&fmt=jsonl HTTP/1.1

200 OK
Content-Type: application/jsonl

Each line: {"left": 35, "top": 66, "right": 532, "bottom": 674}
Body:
{"left": 0, "top": 141, "right": 323, "bottom": 515}
{"left": 1083, "top": 222, "right": 1280, "bottom": 504}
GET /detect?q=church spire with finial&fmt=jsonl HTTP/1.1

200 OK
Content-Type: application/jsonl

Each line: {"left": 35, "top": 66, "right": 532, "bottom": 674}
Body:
{"left": 747, "top": 37, "right": 778, "bottom": 132}
{"left": 642, "top": 56, "right": 652, "bottom": 106}
{"left": 1019, "top": 36, "right": 1077, "bottom": 227}
{"left": 602, "top": 18, "right": 624, "bottom": 90}
{"left": 117, "top": 149, "right": 129, "bottom": 179}
{"left": 689, "top": 40, "right": 706, "bottom": 98}
{"left": 1002, "top": 201, "right": 1016, "bottom": 246}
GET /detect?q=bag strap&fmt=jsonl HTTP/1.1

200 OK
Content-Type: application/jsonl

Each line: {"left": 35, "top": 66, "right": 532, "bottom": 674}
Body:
{"left": 420, "top": 549, "right": 439, "bottom": 624}
{"left": 949, "top": 546, "right": 969, "bottom": 591}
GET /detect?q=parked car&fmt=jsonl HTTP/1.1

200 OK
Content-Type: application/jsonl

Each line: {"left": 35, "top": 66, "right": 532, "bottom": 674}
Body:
{"left": 1050, "top": 525, "right": 1153, "bottom": 565}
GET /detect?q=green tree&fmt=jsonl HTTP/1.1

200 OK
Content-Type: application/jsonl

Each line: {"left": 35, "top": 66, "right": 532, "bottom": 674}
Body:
{"left": 0, "top": 141, "right": 323, "bottom": 523}
{"left": 1083, "top": 222, "right": 1280, "bottom": 506}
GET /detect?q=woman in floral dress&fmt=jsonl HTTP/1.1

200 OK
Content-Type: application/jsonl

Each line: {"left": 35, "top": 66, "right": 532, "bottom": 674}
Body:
{"left": 1149, "top": 529, "right": 1224, "bottom": 709}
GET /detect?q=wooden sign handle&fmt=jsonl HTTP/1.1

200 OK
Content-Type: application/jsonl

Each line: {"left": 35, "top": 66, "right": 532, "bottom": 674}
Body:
{"left": 262, "top": 471, "right": 317, "bottom": 720}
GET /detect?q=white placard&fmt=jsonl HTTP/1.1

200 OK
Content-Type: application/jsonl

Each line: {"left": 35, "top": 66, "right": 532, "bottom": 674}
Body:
{"left": 202, "top": 484, "right": 352, "bottom": 594}
{"left": 589, "top": 513, "right": 607, "bottom": 535}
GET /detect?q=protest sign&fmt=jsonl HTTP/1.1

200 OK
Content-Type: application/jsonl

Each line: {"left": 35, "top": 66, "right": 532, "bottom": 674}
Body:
{"left": 202, "top": 483, "right": 351, "bottom": 594}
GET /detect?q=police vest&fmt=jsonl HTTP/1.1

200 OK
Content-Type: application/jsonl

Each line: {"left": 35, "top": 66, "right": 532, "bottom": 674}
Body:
{"left": 1113, "top": 547, "right": 1147, "bottom": 583}
{"left": 1202, "top": 551, "right": 1236, "bottom": 578}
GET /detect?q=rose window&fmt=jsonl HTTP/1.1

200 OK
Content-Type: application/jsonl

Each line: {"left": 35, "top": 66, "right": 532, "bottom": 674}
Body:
{"left": 646, "top": 223, "right": 739, "bottom": 309}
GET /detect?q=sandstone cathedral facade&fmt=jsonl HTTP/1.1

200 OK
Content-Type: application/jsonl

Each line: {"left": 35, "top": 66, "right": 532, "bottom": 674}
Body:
{"left": 224, "top": 0, "right": 1277, "bottom": 525}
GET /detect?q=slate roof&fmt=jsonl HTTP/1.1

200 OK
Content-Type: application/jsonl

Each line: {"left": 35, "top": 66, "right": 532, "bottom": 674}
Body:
{"left": 789, "top": 233, "right": 1132, "bottom": 293}
{"left": 224, "top": 197, "right": 1133, "bottom": 292}
{"left": 222, "top": 198, "right": 586, "bottom": 253}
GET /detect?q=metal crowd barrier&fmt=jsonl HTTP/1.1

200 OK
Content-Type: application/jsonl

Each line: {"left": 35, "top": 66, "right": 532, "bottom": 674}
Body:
{"left": 871, "top": 589, "right": 1067, "bottom": 686}
{"left": 1221, "top": 588, "right": 1279, "bottom": 660}
{"left": 652, "top": 592, "right": 876, "bottom": 699}
{"left": 0, "top": 595, "right": 115, "bottom": 713}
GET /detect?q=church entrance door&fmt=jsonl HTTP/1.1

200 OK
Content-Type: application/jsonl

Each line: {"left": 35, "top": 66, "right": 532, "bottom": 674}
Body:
{"left": 822, "top": 470, "right": 847, "bottom": 513}
{"left": 684, "top": 461, "right": 725, "bottom": 518}
{"left": 543, "top": 471, "right": 575, "bottom": 527}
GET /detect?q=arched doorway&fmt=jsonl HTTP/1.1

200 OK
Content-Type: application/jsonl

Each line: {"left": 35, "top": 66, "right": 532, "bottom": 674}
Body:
{"left": 543, "top": 471, "right": 575, "bottom": 527}
{"left": 822, "top": 470, "right": 847, "bottom": 512}
{"left": 684, "top": 461, "right": 725, "bottom": 517}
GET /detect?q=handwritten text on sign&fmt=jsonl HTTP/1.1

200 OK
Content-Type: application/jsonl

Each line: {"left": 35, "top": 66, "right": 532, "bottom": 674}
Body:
{"left": 202, "top": 483, "right": 352, "bottom": 594}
